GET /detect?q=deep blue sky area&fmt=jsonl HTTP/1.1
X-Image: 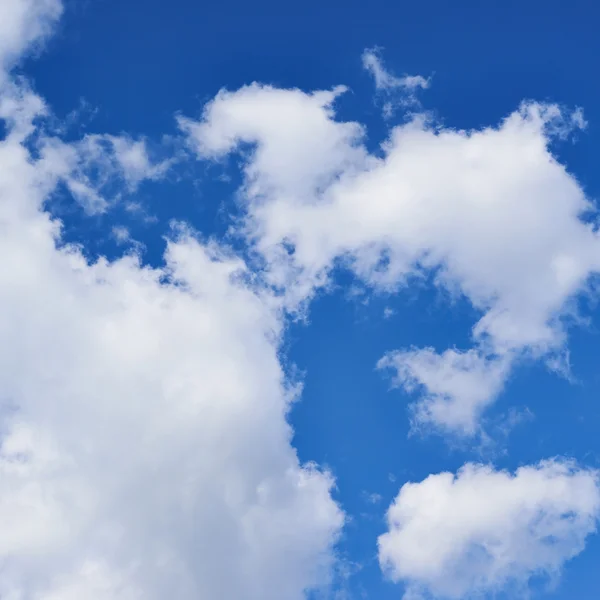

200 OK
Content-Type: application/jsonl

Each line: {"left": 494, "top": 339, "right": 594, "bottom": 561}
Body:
{"left": 20, "top": 1, "right": 600, "bottom": 598}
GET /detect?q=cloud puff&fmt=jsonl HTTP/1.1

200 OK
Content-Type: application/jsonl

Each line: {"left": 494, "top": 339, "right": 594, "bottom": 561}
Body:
{"left": 378, "top": 461, "right": 600, "bottom": 599}
{"left": 182, "top": 83, "right": 599, "bottom": 435}
{"left": 378, "top": 348, "right": 509, "bottom": 434}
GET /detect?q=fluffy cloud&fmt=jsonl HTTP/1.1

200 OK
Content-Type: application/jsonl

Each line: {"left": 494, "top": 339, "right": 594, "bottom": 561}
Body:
{"left": 378, "top": 348, "right": 509, "bottom": 434}
{"left": 182, "top": 83, "right": 600, "bottom": 434}
{"left": 0, "top": 2, "right": 343, "bottom": 598}
{"left": 378, "top": 461, "right": 600, "bottom": 599}
{"left": 0, "top": 0, "right": 62, "bottom": 75}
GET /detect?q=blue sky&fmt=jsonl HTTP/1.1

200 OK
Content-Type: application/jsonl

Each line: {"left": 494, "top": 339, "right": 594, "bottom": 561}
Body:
{"left": 3, "top": 1, "right": 600, "bottom": 599}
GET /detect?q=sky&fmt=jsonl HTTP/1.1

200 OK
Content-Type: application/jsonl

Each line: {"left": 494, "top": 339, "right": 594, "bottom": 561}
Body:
{"left": 2, "top": 1, "right": 600, "bottom": 599}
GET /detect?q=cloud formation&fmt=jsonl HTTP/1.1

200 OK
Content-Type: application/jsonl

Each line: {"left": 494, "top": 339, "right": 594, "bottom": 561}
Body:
{"left": 378, "top": 461, "right": 600, "bottom": 599}
{"left": 378, "top": 348, "right": 509, "bottom": 434}
{"left": 183, "top": 83, "right": 600, "bottom": 435}
{"left": 3, "top": 3, "right": 600, "bottom": 599}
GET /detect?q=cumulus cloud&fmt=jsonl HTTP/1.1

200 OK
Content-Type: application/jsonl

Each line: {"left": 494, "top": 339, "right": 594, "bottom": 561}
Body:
{"left": 0, "top": 2, "right": 344, "bottom": 599}
{"left": 0, "top": 89, "right": 344, "bottom": 600}
{"left": 182, "top": 82, "right": 600, "bottom": 435}
{"left": 0, "top": 173, "right": 343, "bottom": 597}
{"left": 378, "top": 460, "right": 600, "bottom": 599}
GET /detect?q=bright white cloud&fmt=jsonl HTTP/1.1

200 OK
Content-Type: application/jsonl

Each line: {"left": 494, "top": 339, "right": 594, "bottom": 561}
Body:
{"left": 0, "top": 2, "right": 344, "bottom": 599}
{"left": 378, "top": 460, "right": 600, "bottom": 599}
{"left": 378, "top": 348, "right": 509, "bottom": 434}
{"left": 178, "top": 83, "right": 366, "bottom": 197}
{"left": 0, "top": 0, "right": 62, "bottom": 75}
{"left": 1, "top": 104, "right": 344, "bottom": 600}
{"left": 0, "top": 104, "right": 344, "bottom": 600}
{"left": 183, "top": 83, "right": 600, "bottom": 435}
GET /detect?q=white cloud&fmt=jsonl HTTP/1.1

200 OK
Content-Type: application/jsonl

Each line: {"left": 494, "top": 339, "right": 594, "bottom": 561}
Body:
{"left": 84, "top": 134, "right": 172, "bottom": 190}
{"left": 378, "top": 460, "right": 600, "bottom": 599}
{"left": 0, "top": 2, "right": 171, "bottom": 214}
{"left": 362, "top": 48, "right": 429, "bottom": 116}
{"left": 5, "top": 123, "right": 173, "bottom": 215}
{"left": 60, "top": 134, "right": 172, "bottom": 213}
{"left": 378, "top": 348, "right": 509, "bottom": 435}
{"left": 0, "top": 3, "right": 344, "bottom": 598}
{"left": 0, "top": 0, "right": 62, "bottom": 75}
{"left": 362, "top": 48, "right": 429, "bottom": 91}
{"left": 183, "top": 83, "right": 600, "bottom": 435}
{"left": 178, "top": 83, "right": 366, "bottom": 196}
{"left": 0, "top": 103, "right": 344, "bottom": 599}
